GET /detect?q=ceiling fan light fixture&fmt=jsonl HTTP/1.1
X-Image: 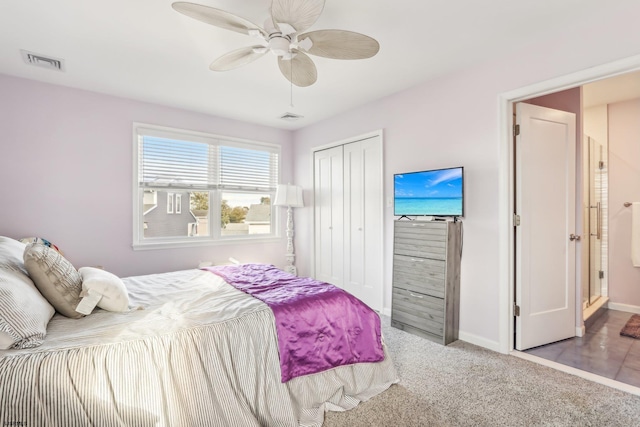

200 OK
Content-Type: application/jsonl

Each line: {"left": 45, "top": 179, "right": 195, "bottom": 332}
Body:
{"left": 269, "top": 36, "right": 291, "bottom": 56}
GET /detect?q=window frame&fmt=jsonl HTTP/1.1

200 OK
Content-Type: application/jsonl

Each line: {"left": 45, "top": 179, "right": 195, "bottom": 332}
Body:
{"left": 132, "top": 123, "right": 281, "bottom": 250}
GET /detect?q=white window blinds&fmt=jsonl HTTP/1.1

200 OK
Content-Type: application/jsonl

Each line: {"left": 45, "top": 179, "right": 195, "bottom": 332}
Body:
{"left": 137, "top": 134, "right": 279, "bottom": 191}
{"left": 220, "top": 146, "right": 279, "bottom": 190}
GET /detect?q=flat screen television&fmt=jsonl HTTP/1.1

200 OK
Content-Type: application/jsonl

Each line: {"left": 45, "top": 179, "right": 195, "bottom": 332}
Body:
{"left": 394, "top": 166, "right": 464, "bottom": 218}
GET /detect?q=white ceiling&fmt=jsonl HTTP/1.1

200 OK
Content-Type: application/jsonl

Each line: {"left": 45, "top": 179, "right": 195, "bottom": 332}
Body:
{"left": 0, "top": 0, "right": 627, "bottom": 130}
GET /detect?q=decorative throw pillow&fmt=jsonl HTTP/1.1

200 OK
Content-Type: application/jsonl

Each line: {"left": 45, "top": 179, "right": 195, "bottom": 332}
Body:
{"left": 77, "top": 267, "right": 130, "bottom": 314}
{"left": 0, "top": 236, "right": 55, "bottom": 349}
{"left": 23, "top": 242, "right": 84, "bottom": 319}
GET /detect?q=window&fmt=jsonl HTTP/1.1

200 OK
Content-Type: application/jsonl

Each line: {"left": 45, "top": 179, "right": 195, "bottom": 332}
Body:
{"left": 133, "top": 123, "right": 280, "bottom": 249}
{"left": 167, "top": 192, "right": 174, "bottom": 214}
{"left": 175, "top": 194, "right": 182, "bottom": 214}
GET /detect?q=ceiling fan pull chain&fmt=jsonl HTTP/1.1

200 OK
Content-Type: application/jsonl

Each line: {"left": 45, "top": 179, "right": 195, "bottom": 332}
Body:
{"left": 290, "top": 54, "right": 294, "bottom": 107}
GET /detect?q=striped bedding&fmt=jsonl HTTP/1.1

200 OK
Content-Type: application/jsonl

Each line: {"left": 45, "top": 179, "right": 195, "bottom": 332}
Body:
{"left": 0, "top": 269, "right": 398, "bottom": 426}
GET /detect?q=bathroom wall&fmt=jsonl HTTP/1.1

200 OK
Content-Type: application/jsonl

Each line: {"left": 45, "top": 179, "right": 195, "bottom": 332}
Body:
{"left": 608, "top": 98, "right": 640, "bottom": 311}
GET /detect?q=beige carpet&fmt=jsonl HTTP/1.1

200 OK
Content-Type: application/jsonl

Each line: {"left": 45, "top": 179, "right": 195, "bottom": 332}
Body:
{"left": 323, "top": 316, "right": 640, "bottom": 427}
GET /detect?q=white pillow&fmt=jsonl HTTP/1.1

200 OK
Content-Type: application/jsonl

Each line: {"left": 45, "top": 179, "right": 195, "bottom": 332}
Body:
{"left": 0, "top": 236, "right": 55, "bottom": 349}
{"left": 78, "top": 267, "right": 130, "bottom": 314}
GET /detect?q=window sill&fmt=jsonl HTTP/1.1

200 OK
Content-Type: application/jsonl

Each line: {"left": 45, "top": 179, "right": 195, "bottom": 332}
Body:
{"left": 132, "top": 236, "right": 282, "bottom": 251}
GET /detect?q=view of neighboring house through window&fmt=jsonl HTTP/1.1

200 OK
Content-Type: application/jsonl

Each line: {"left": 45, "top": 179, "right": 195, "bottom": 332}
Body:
{"left": 133, "top": 123, "right": 280, "bottom": 248}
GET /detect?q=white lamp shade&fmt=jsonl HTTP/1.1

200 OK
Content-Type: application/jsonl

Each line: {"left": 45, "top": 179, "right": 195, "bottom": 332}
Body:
{"left": 274, "top": 184, "right": 304, "bottom": 207}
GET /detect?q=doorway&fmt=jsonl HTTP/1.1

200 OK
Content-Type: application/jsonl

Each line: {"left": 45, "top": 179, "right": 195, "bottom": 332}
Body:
{"left": 498, "top": 54, "right": 640, "bottom": 358}
{"left": 500, "top": 56, "right": 640, "bottom": 391}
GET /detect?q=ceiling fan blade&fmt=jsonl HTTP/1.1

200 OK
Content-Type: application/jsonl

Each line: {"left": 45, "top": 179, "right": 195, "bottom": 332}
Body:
{"left": 172, "top": 2, "right": 267, "bottom": 37}
{"left": 271, "top": 0, "right": 324, "bottom": 34}
{"left": 210, "top": 46, "right": 268, "bottom": 71}
{"left": 278, "top": 51, "right": 317, "bottom": 87}
{"left": 298, "top": 30, "right": 380, "bottom": 59}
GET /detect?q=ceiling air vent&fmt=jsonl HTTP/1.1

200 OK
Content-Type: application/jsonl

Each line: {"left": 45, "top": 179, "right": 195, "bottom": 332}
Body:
{"left": 20, "top": 50, "right": 65, "bottom": 72}
{"left": 279, "top": 112, "right": 304, "bottom": 121}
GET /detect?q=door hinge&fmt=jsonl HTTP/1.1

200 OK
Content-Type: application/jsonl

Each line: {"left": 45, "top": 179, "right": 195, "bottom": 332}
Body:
{"left": 513, "top": 124, "right": 520, "bottom": 136}
{"left": 599, "top": 160, "right": 604, "bottom": 170}
{"left": 514, "top": 303, "right": 520, "bottom": 317}
{"left": 599, "top": 270, "right": 605, "bottom": 279}
{"left": 514, "top": 214, "right": 521, "bottom": 226}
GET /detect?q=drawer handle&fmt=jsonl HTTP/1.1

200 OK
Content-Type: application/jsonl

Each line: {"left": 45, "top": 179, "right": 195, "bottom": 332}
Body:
{"left": 410, "top": 258, "right": 424, "bottom": 263}
{"left": 409, "top": 292, "right": 423, "bottom": 299}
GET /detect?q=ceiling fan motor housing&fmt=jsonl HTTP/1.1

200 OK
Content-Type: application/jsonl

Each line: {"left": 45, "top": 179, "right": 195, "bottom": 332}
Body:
{"left": 268, "top": 35, "right": 291, "bottom": 56}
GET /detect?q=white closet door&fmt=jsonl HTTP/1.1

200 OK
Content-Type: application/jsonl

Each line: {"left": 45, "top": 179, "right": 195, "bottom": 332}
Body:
{"left": 343, "top": 137, "right": 383, "bottom": 311}
{"left": 314, "top": 146, "right": 344, "bottom": 287}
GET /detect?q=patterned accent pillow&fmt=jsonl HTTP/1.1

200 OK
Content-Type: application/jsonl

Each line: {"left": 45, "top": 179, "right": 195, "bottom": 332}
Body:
{"left": 23, "top": 243, "right": 84, "bottom": 319}
{"left": 0, "top": 236, "right": 55, "bottom": 349}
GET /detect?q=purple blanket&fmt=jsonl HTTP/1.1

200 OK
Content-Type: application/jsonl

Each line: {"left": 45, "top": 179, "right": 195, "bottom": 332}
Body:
{"left": 202, "top": 264, "right": 384, "bottom": 382}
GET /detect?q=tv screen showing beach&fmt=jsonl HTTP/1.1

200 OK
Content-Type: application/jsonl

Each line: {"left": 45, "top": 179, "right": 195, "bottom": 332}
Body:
{"left": 394, "top": 167, "right": 463, "bottom": 216}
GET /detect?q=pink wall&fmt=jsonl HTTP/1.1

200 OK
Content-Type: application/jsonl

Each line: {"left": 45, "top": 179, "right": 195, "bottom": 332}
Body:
{"left": 292, "top": 3, "right": 640, "bottom": 346}
{"left": 608, "top": 98, "right": 640, "bottom": 307}
{"left": 0, "top": 74, "right": 293, "bottom": 277}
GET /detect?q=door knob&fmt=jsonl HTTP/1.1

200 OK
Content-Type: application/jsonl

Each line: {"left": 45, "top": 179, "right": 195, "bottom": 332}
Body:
{"left": 569, "top": 234, "right": 581, "bottom": 241}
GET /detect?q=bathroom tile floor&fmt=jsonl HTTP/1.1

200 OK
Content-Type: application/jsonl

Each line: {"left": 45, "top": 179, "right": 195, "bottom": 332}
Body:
{"left": 525, "top": 309, "right": 640, "bottom": 388}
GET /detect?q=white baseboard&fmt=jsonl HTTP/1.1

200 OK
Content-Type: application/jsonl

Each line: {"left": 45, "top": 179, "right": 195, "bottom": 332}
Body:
{"left": 458, "top": 330, "right": 502, "bottom": 353}
{"left": 607, "top": 302, "right": 640, "bottom": 314}
{"left": 381, "top": 307, "right": 391, "bottom": 317}
{"left": 576, "top": 325, "right": 586, "bottom": 337}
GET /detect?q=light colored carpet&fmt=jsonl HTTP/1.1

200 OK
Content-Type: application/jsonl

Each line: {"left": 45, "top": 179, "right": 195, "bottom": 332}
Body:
{"left": 323, "top": 316, "right": 640, "bottom": 427}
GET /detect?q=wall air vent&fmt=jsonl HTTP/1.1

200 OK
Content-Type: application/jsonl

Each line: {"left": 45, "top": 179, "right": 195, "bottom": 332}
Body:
{"left": 279, "top": 112, "right": 304, "bottom": 121}
{"left": 20, "top": 50, "right": 65, "bottom": 72}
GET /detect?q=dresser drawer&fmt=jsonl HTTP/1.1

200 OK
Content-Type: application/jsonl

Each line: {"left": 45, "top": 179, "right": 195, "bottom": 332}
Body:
{"left": 392, "top": 288, "right": 444, "bottom": 337}
{"left": 394, "top": 222, "right": 447, "bottom": 259}
{"left": 393, "top": 254, "right": 445, "bottom": 297}
{"left": 393, "top": 240, "right": 446, "bottom": 260}
{"left": 394, "top": 221, "right": 448, "bottom": 235}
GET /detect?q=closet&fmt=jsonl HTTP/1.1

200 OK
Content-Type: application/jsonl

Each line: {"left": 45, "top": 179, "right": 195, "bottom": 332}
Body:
{"left": 313, "top": 133, "right": 383, "bottom": 312}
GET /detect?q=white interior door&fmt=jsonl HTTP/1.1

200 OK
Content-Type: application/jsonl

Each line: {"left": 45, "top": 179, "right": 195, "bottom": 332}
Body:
{"left": 343, "top": 136, "right": 383, "bottom": 311}
{"left": 314, "top": 146, "right": 344, "bottom": 286}
{"left": 515, "top": 102, "right": 577, "bottom": 351}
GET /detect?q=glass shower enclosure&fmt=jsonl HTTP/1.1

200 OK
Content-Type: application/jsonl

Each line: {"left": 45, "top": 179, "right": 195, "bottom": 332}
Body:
{"left": 583, "top": 135, "right": 608, "bottom": 312}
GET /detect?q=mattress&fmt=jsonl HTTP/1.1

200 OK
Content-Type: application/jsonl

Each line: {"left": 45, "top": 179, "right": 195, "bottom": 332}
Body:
{"left": 0, "top": 269, "right": 398, "bottom": 426}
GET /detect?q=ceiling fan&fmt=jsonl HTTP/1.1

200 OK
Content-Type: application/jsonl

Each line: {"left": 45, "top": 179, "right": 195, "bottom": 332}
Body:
{"left": 172, "top": 0, "right": 380, "bottom": 87}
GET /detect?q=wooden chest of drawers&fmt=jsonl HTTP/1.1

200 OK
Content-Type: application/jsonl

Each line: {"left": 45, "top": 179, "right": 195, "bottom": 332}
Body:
{"left": 391, "top": 220, "right": 462, "bottom": 345}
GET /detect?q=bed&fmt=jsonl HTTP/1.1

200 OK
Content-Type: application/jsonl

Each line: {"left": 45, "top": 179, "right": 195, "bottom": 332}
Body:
{"left": 0, "top": 237, "right": 398, "bottom": 426}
